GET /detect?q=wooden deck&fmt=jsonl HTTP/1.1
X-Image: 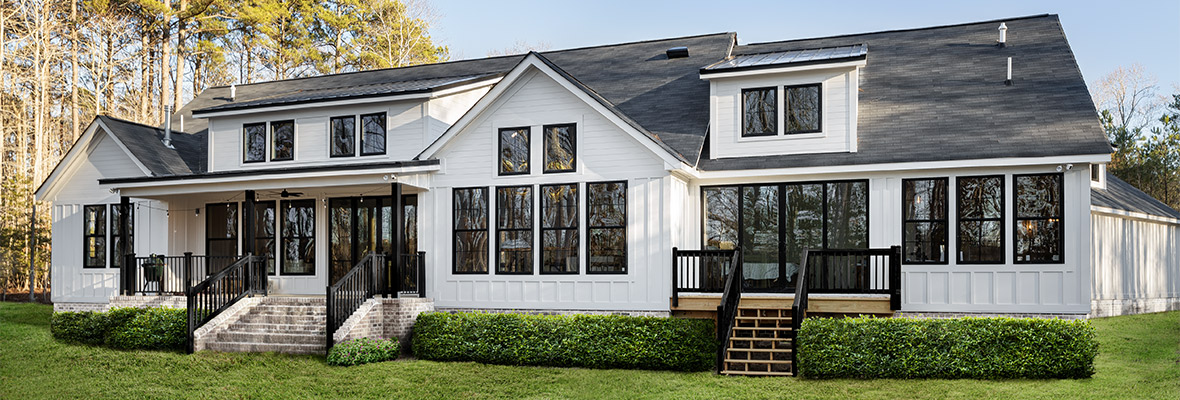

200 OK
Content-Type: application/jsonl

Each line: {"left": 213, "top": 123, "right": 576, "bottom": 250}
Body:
{"left": 671, "top": 294, "right": 893, "bottom": 319}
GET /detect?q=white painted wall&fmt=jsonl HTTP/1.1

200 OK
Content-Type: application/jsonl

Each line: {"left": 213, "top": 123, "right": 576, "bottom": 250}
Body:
{"left": 427, "top": 67, "right": 674, "bottom": 311}
{"left": 708, "top": 66, "right": 858, "bottom": 159}
{"left": 1091, "top": 211, "right": 1180, "bottom": 315}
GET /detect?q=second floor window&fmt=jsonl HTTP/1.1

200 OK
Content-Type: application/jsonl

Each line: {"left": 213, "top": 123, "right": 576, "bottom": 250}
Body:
{"left": 543, "top": 124, "right": 576, "bottom": 173}
{"left": 499, "top": 127, "right": 530, "bottom": 175}
{"left": 243, "top": 123, "right": 267, "bottom": 163}
{"left": 330, "top": 116, "right": 356, "bottom": 157}
{"left": 271, "top": 120, "right": 295, "bottom": 161}
{"left": 742, "top": 87, "right": 777, "bottom": 137}
{"left": 784, "top": 84, "right": 821, "bottom": 133}
{"left": 361, "top": 113, "right": 386, "bottom": 155}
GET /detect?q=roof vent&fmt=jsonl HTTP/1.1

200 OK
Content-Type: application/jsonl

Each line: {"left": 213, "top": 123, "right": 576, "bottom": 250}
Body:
{"left": 162, "top": 105, "right": 175, "bottom": 149}
{"left": 997, "top": 23, "right": 1008, "bottom": 46}
{"left": 666, "top": 46, "right": 689, "bottom": 59}
{"left": 230, "top": 84, "right": 237, "bottom": 101}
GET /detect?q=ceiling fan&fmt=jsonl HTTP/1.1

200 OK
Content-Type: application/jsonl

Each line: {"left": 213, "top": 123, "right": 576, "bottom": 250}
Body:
{"left": 279, "top": 189, "right": 304, "bottom": 198}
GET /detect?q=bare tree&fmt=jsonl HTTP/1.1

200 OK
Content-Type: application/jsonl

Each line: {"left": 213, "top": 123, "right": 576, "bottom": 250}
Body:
{"left": 486, "top": 40, "right": 552, "bottom": 57}
{"left": 1092, "top": 64, "right": 1161, "bottom": 132}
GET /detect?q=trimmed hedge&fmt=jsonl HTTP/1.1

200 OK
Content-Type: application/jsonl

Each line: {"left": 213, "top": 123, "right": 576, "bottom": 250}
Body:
{"left": 798, "top": 316, "right": 1099, "bottom": 379}
{"left": 327, "top": 338, "right": 400, "bottom": 366}
{"left": 413, "top": 312, "right": 715, "bottom": 371}
{"left": 51, "top": 307, "right": 187, "bottom": 352}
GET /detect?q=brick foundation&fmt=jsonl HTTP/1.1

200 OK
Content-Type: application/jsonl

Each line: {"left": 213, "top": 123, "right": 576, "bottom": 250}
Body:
{"left": 1090, "top": 297, "right": 1180, "bottom": 318}
{"left": 333, "top": 297, "right": 435, "bottom": 350}
{"left": 893, "top": 311, "right": 1088, "bottom": 320}
{"left": 433, "top": 307, "right": 670, "bottom": 318}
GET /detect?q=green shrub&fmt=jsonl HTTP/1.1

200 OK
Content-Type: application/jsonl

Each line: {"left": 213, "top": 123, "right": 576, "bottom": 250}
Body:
{"left": 327, "top": 338, "right": 400, "bottom": 366}
{"left": 51, "top": 307, "right": 185, "bottom": 352}
{"left": 413, "top": 312, "right": 715, "bottom": 371}
{"left": 798, "top": 316, "right": 1099, "bottom": 379}
{"left": 50, "top": 311, "right": 107, "bottom": 345}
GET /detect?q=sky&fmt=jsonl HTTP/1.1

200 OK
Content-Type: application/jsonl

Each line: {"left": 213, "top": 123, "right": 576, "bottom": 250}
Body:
{"left": 432, "top": 0, "right": 1180, "bottom": 94}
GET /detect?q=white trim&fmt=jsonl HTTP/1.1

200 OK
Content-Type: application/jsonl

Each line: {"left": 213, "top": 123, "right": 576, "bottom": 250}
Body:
{"left": 110, "top": 164, "right": 438, "bottom": 195}
{"left": 699, "top": 59, "right": 868, "bottom": 80}
{"left": 694, "top": 153, "right": 1112, "bottom": 181}
{"left": 418, "top": 54, "right": 689, "bottom": 169}
{"left": 191, "top": 78, "right": 501, "bottom": 119}
{"left": 1091, "top": 205, "right": 1180, "bottom": 226}
{"left": 35, "top": 119, "right": 152, "bottom": 200}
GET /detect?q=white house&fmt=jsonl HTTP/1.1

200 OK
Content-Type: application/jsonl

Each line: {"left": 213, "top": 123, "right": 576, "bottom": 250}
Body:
{"left": 34, "top": 14, "right": 1180, "bottom": 373}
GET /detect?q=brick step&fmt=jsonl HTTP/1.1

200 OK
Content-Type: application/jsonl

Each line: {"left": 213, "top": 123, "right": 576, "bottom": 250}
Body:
{"left": 251, "top": 305, "right": 326, "bottom": 312}
{"left": 259, "top": 298, "right": 325, "bottom": 305}
{"left": 217, "top": 331, "right": 323, "bottom": 345}
{"left": 228, "top": 322, "right": 324, "bottom": 334}
{"left": 205, "top": 341, "right": 324, "bottom": 355}
{"left": 236, "top": 315, "right": 326, "bottom": 325}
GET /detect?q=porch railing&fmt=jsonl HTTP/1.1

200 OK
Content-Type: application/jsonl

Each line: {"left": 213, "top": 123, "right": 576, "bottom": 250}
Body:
{"left": 671, "top": 248, "right": 736, "bottom": 307}
{"left": 120, "top": 253, "right": 241, "bottom": 296}
{"left": 391, "top": 251, "right": 427, "bottom": 298}
{"left": 186, "top": 254, "right": 265, "bottom": 353}
{"left": 327, "top": 252, "right": 384, "bottom": 353}
{"left": 714, "top": 246, "right": 743, "bottom": 373}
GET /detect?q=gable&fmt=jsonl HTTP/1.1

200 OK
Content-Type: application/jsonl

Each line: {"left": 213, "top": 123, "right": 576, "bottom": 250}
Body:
{"left": 42, "top": 130, "right": 149, "bottom": 203}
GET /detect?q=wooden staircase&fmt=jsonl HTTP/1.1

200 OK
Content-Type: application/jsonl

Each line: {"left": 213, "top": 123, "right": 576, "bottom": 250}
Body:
{"left": 720, "top": 305, "right": 795, "bottom": 376}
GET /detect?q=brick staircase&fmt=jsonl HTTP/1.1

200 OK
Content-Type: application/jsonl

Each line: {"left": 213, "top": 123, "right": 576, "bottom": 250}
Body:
{"left": 205, "top": 297, "right": 326, "bottom": 354}
{"left": 720, "top": 305, "right": 795, "bottom": 376}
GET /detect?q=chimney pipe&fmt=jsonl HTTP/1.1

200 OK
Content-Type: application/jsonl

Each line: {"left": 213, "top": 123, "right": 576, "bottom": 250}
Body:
{"left": 230, "top": 84, "right": 236, "bottom": 101}
{"left": 998, "top": 23, "right": 1008, "bottom": 46}
{"left": 163, "top": 105, "right": 174, "bottom": 148}
{"left": 1005, "top": 57, "right": 1013, "bottom": 86}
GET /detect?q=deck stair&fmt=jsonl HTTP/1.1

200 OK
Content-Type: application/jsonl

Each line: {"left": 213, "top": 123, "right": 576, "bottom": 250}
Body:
{"left": 205, "top": 297, "right": 326, "bottom": 354}
{"left": 720, "top": 304, "right": 795, "bottom": 376}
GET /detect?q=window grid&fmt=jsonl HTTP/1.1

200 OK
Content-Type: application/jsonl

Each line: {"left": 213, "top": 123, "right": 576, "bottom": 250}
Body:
{"left": 1014, "top": 173, "right": 1065, "bottom": 264}
{"left": 957, "top": 175, "right": 1005, "bottom": 264}
{"left": 541, "top": 183, "right": 579, "bottom": 274}
{"left": 453, "top": 187, "right": 489, "bottom": 274}
{"left": 902, "top": 178, "right": 949, "bottom": 265}
{"left": 496, "top": 185, "right": 534, "bottom": 275}
{"left": 587, "top": 181, "right": 628, "bottom": 274}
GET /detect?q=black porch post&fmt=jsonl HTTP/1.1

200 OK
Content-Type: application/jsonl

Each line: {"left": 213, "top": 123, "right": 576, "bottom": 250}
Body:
{"left": 391, "top": 181, "right": 403, "bottom": 297}
{"left": 119, "top": 196, "right": 130, "bottom": 295}
{"left": 244, "top": 190, "right": 256, "bottom": 256}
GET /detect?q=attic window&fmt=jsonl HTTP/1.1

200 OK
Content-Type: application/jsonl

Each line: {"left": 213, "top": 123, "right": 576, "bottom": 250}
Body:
{"left": 243, "top": 123, "right": 267, "bottom": 163}
{"left": 741, "top": 87, "right": 777, "bottom": 137}
{"left": 784, "top": 84, "right": 821, "bottom": 134}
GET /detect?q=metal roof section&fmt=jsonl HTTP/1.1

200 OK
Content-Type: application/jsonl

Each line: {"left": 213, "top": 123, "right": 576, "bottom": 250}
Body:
{"left": 1092, "top": 172, "right": 1180, "bottom": 221}
{"left": 701, "top": 44, "right": 867, "bottom": 74}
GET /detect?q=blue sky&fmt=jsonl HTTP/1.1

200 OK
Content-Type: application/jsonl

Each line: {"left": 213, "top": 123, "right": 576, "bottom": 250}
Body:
{"left": 433, "top": 0, "right": 1180, "bottom": 93}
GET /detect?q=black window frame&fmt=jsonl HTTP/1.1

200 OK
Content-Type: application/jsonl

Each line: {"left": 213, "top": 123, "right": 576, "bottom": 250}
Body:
{"left": 253, "top": 200, "right": 277, "bottom": 275}
{"left": 783, "top": 83, "right": 822, "bottom": 134}
{"left": 329, "top": 115, "right": 357, "bottom": 158}
{"left": 82, "top": 204, "right": 107, "bottom": 269}
{"left": 1091, "top": 164, "right": 1102, "bottom": 182}
{"left": 741, "top": 87, "right": 778, "bottom": 137}
{"left": 496, "top": 185, "right": 534, "bottom": 275}
{"left": 205, "top": 202, "right": 240, "bottom": 272}
{"left": 452, "top": 187, "right": 489, "bottom": 274}
{"left": 901, "top": 177, "right": 949, "bottom": 265}
{"left": 270, "top": 120, "right": 295, "bottom": 162}
{"left": 242, "top": 122, "right": 267, "bottom": 163}
{"left": 109, "top": 203, "right": 134, "bottom": 269}
{"left": 540, "top": 183, "right": 579, "bottom": 275}
{"left": 587, "top": 181, "right": 628, "bottom": 274}
{"left": 280, "top": 199, "right": 317, "bottom": 276}
{"left": 498, "top": 126, "right": 531, "bottom": 176}
{"left": 957, "top": 175, "right": 1006, "bottom": 265}
{"left": 542, "top": 123, "right": 577, "bottom": 174}
{"left": 360, "top": 112, "right": 387, "bottom": 156}
{"left": 1014, "top": 173, "right": 1065, "bottom": 264}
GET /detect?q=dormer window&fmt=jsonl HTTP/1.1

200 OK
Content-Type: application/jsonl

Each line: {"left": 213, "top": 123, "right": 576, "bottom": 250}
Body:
{"left": 499, "top": 127, "right": 530, "bottom": 175}
{"left": 330, "top": 116, "right": 356, "bottom": 157}
{"left": 784, "top": 84, "right": 821, "bottom": 134}
{"left": 360, "top": 112, "right": 386, "bottom": 156}
{"left": 543, "top": 123, "right": 576, "bottom": 173}
{"left": 270, "top": 120, "right": 295, "bottom": 161}
{"left": 330, "top": 112, "right": 387, "bottom": 158}
{"left": 741, "top": 87, "right": 777, "bottom": 137}
{"left": 243, "top": 123, "right": 267, "bottom": 163}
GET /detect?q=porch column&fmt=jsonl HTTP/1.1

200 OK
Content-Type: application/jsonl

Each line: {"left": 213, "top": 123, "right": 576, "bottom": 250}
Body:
{"left": 119, "top": 196, "right": 130, "bottom": 295}
{"left": 391, "top": 181, "right": 403, "bottom": 296}
{"left": 244, "top": 190, "right": 256, "bottom": 257}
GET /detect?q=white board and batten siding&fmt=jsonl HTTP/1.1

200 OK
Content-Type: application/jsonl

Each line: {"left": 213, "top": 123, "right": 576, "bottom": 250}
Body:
{"left": 48, "top": 133, "right": 168, "bottom": 303}
{"left": 1090, "top": 210, "right": 1180, "bottom": 316}
{"left": 427, "top": 68, "right": 676, "bottom": 312}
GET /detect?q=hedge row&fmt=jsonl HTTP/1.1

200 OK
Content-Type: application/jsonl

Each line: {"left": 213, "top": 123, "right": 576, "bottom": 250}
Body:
{"left": 412, "top": 312, "right": 715, "bottom": 371}
{"left": 327, "top": 337, "right": 400, "bottom": 366}
{"left": 50, "top": 307, "right": 187, "bottom": 351}
{"left": 798, "top": 316, "right": 1099, "bottom": 379}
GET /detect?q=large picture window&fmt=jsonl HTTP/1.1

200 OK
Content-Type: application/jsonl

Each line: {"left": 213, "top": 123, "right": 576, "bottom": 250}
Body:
{"left": 498, "top": 127, "right": 530, "bottom": 175}
{"left": 784, "top": 84, "right": 821, "bottom": 134}
{"left": 588, "top": 181, "right": 627, "bottom": 274}
{"left": 703, "top": 187, "right": 739, "bottom": 250}
{"left": 271, "top": 120, "right": 295, "bottom": 161}
{"left": 541, "top": 184, "right": 578, "bottom": 274}
{"left": 496, "top": 186, "right": 533, "bottom": 274}
{"left": 742, "top": 185, "right": 780, "bottom": 290}
{"left": 254, "top": 201, "right": 277, "bottom": 274}
{"left": 543, "top": 124, "right": 576, "bottom": 173}
{"left": 329, "top": 116, "right": 356, "bottom": 157}
{"left": 243, "top": 123, "right": 267, "bottom": 163}
{"left": 281, "top": 199, "right": 316, "bottom": 275}
{"left": 110, "top": 203, "right": 134, "bottom": 269}
{"left": 360, "top": 113, "right": 386, "bottom": 156}
{"left": 453, "top": 187, "right": 489, "bottom": 274}
{"left": 902, "top": 178, "right": 948, "bottom": 264}
{"left": 206, "top": 203, "right": 239, "bottom": 273}
{"left": 83, "top": 205, "right": 107, "bottom": 268}
{"left": 1015, "top": 174, "right": 1063, "bottom": 263}
{"left": 958, "top": 176, "right": 1004, "bottom": 264}
{"left": 741, "top": 87, "right": 777, "bottom": 137}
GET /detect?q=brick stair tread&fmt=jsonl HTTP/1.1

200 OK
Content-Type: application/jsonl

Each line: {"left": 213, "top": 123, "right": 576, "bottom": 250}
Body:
{"left": 735, "top": 316, "right": 792, "bottom": 321}
{"left": 727, "top": 347, "right": 793, "bottom": 353}
{"left": 732, "top": 326, "right": 793, "bottom": 331}
{"left": 725, "top": 358, "right": 793, "bottom": 364}
{"left": 229, "top": 322, "right": 324, "bottom": 333}
{"left": 218, "top": 331, "right": 323, "bottom": 343}
{"left": 205, "top": 342, "right": 324, "bottom": 354}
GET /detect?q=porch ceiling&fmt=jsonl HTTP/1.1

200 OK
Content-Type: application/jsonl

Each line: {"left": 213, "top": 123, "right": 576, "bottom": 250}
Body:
{"left": 112, "top": 169, "right": 431, "bottom": 199}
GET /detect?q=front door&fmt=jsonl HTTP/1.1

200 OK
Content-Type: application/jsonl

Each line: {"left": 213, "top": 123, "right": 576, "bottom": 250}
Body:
{"left": 328, "top": 195, "right": 417, "bottom": 285}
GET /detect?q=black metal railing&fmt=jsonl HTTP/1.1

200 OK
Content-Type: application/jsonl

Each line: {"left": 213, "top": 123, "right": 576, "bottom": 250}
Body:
{"left": 672, "top": 248, "right": 736, "bottom": 307}
{"left": 391, "top": 251, "right": 427, "bottom": 298}
{"left": 120, "top": 253, "right": 242, "bottom": 296}
{"left": 714, "top": 246, "right": 742, "bottom": 373}
{"left": 186, "top": 254, "right": 265, "bottom": 353}
{"left": 326, "top": 252, "right": 384, "bottom": 353}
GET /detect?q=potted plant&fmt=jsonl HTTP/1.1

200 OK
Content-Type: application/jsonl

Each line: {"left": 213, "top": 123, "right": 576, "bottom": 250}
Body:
{"left": 143, "top": 254, "right": 165, "bottom": 282}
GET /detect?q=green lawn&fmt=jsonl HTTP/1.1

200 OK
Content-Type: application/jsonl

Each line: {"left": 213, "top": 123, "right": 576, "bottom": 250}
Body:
{"left": 1, "top": 302, "right": 1177, "bottom": 399}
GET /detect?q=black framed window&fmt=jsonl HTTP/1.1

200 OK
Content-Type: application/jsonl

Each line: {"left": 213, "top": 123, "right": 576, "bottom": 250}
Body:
{"left": 543, "top": 124, "right": 576, "bottom": 173}
{"left": 541, "top": 184, "right": 578, "bottom": 274}
{"left": 83, "top": 205, "right": 106, "bottom": 268}
{"left": 453, "top": 187, "right": 489, "bottom": 274}
{"left": 902, "top": 178, "right": 949, "bottom": 264}
{"left": 741, "top": 87, "right": 777, "bottom": 137}
{"left": 360, "top": 112, "right": 386, "bottom": 156}
{"left": 271, "top": 120, "right": 295, "bottom": 161}
{"left": 958, "top": 175, "right": 1004, "bottom": 264}
{"left": 784, "top": 84, "right": 821, "bottom": 134}
{"left": 254, "top": 201, "right": 277, "bottom": 275}
{"left": 588, "top": 181, "right": 627, "bottom": 274}
{"left": 496, "top": 186, "right": 533, "bottom": 274}
{"left": 330, "top": 116, "right": 356, "bottom": 157}
{"left": 1091, "top": 164, "right": 1101, "bottom": 182}
{"left": 243, "top": 123, "right": 267, "bottom": 163}
{"left": 206, "top": 203, "right": 239, "bottom": 273}
{"left": 110, "top": 203, "right": 134, "bottom": 269}
{"left": 1015, "top": 174, "right": 1064, "bottom": 263}
{"left": 498, "top": 127, "right": 530, "bottom": 175}
{"left": 281, "top": 199, "right": 316, "bottom": 275}
{"left": 703, "top": 187, "right": 739, "bottom": 250}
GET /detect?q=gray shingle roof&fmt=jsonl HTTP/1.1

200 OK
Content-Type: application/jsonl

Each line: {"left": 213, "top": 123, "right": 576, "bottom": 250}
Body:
{"left": 1092, "top": 173, "right": 1180, "bottom": 220}
{"left": 192, "top": 73, "right": 503, "bottom": 114}
{"left": 697, "top": 14, "right": 1112, "bottom": 171}
{"left": 98, "top": 116, "right": 206, "bottom": 175}
{"left": 701, "top": 44, "right": 867, "bottom": 74}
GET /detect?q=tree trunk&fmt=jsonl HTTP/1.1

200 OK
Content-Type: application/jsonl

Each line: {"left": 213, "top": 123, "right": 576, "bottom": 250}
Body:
{"left": 71, "top": 0, "right": 79, "bottom": 139}
{"left": 174, "top": 0, "right": 187, "bottom": 113}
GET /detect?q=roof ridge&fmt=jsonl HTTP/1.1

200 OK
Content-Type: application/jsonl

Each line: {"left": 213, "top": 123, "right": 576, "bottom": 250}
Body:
{"left": 538, "top": 31, "right": 735, "bottom": 55}
{"left": 99, "top": 115, "right": 165, "bottom": 133}
{"left": 730, "top": 43, "right": 866, "bottom": 58}
{"left": 743, "top": 14, "right": 1053, "bottom": 47}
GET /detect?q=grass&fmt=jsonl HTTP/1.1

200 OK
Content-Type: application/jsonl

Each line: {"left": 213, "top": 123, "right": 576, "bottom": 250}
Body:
{"left": 1, "top": 302, "right": 1177, "bottom": 399}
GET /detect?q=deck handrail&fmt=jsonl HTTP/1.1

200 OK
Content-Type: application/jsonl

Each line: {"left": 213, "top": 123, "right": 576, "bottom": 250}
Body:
{"left": 326, "top": 252, "right": 384, "bottom": 353}
{"left": 671, "top": 248, "right": 736, "bottom": 307}
{"left": 715, "top": 246, "right": 742, "bottom": 373}
{"left": 392, "top": 251, "right": 427, "bottom": 298}
{"left": 186, "top": 254, "right": 262, "bottom": 354}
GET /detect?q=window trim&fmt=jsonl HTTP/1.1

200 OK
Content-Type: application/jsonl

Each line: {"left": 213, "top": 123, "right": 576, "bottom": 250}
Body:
{"left": 452, "top": 187, "right": 490, "bottom": 275}
{"left": 741, "top": 87, "right": 778, "bottom": 137}
{"left": 495, "top": 185, "right": 534, "bottom": 275}
{"left": 242, "top": 122, "right": 268, "bottom": 164}
{"left": 279, "top": 199, "right": 317, "bottom": 276}
{"left": 82, "top": 204, "right": 107, "bottom": 269}
{"left": 542, "top": 123, "right": 577, "bottom": 174}
{"left": 109, "top": 203, "right": 134, "bottom": 269}
{"left": 956, "top": 175, "right": 1006, "bottom": 265}
{"left": 498, "top": 126, "right": 531, "bottom": 176}
{"left": 540, "top": 183, "right": 579, "bottom": 275}
{"left": 328, "top": 115, "right": 357, "bottom": 158}
{"left": 901, "top": 177, "right": 949, "bottom": 265}
{"left": 359, "top": 112, "right": 387, "bottom": 156}
{"left": 1013, "top": 173, "right": 1065, "bottom": 264}
{"left": 586, "top": 180, "right": 628, "bottom": 275}
{"left": 269, "top": 119, "right": 296, "bottom": 162}
{"left": 783, "top": 83, "right": 823, "bottom": 134}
